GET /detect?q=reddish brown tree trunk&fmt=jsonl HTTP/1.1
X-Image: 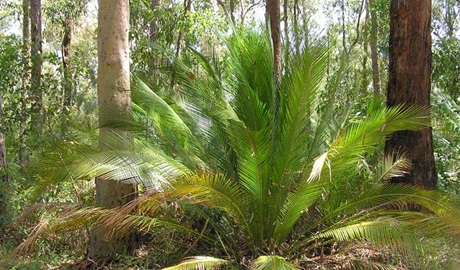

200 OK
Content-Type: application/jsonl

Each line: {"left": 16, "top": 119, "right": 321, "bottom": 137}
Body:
{"left": 385, "top": 0, "right": 436, "bottom": 189}
{"left": 266, "top": 0, "right": 281, "bottom": 78}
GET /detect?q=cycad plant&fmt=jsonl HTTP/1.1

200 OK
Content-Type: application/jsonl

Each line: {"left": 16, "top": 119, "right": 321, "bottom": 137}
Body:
{"left": 16, "top": 29, "right": 460, "bottom": 269}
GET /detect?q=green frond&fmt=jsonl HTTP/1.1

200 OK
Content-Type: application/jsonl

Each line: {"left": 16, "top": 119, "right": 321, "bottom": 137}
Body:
{"left": 225, "top": 29, "right": 275, "bottom": 131}
{"left": 318, "top": 184, "right": 460, "bottom": 247}
{"left": 132, "top": 76, "right": 192, "bottom": 137}
{"left": 169, "top": 172, "right": 251, "bottom": 237}
{"left": 273, "top": 183, "right": 323, "bottom": 243}
{"left": 336, "top": 184, "right": 460, "bottom": 226}
{"left": 30, "top": 138, "right": 190, "bottom": 194}
{"left": 162, "top": 256, "right": 229, "bottom": 270}
{"left": 252, "top": 255, "right": 299, "bottom": 270}
{"left": 275, "top": 45, "right": 328, "bottom": 172}
{"left": 382, "top": 105, "right": 432, "bottom": 133}
{"left": 305, "top": 104, "right": 431, "bottom": 186}
{"left": 312, "top": 217, "right": 423, "bottom": 252}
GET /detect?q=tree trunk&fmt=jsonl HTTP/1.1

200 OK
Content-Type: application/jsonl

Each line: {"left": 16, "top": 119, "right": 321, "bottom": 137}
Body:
{"left": 0, "top": 96, "right": 7, "bottom": 183}
{"left": 368, "top": 0, "right": 381, "bottom": 95}
{"left": 230, "top": 0, "right": 236, "bottom": 24}
{"left": 360, "top": 2, "right": 369, "bottom": 93}
{"left": 149, "top": 0, "right": 160, "bottom": 79}
{"left": 283, "top": 0, "right": 289, "bottom": 68}
{"left": 445, "top": 0, "right": 455, "bottom": 38}
{"left": 0, "top": 96, "right": 7, "bottom": 231}
{"left": 89, "top": 0, "right": 137, "bottom": 258}
{"left": 62, "top": 12, "right": 73, "bottom": 110}
{"left": 19, "top": 0, "right": 30, "bottom": 169}
{"left": 149, "top": 0, "right": 160, "bottom": 44}
{"left": 385, "top": 0, "right": 436, "bottom": 189}
{"left": 266, "top": 0, "right": 281, "bottom": 78}
{"left": 170, "top": 0, "right": 192, "bottom": 87}
{"left": 30, "top": 0, "right": 43, "bottom": 131}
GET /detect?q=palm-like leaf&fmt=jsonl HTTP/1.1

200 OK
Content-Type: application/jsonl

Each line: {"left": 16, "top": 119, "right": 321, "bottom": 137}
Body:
{"left": 17, "top": 27, "right": 460, "bottom": 269}
{"left": 162, "top": 256, "right": 228, "bottom": 270}
{"left": 252, "top": 255, "right": 299, "bottom": 270}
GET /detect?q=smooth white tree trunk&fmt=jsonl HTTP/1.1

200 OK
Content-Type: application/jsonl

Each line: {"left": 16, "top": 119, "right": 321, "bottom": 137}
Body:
{"left": 89, "top": 0, "right": 137, "bottom": 258}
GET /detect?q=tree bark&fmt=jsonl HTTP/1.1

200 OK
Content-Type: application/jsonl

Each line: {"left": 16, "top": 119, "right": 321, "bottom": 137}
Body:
{"left": 62, "top": 12, "right": 73, "bottom": 110}
{"left": 444, "top": 0, "right": 456, "bottom": 38}
{"left": 283, "top": 0, "right": 289, "bottom": 68}
{"left": 170, "top": 0, "right": 192, "bottom": 87}
{"left": 30, "top": 0, "right": 43, "bottom": 131}
{"left": 0, "top": 96, "right": 7, "bottom": 231}
{"left": 149, "top": 0, "right": 160, "bottom": 79}
{"left": 361, "top": 2, "right": 369, "bottom": 93}
{"left": 293, "top": 0, "right": 300, "bottom": 56}
{"left": 368, "top": 0, "right": 381, "bottom": 95}
{"left": 19, "top": 0, "right": 30, "bottom": 169}
{"left": 89, "top": 0, "right": 137, "bottom": 258}
{"left": 0, "top": 96, "right": 7, "bottom": 183}
{"left": 230, "top": 0, "right": 236, "bottom": 24}
{"left": 266, "top": 0, "right": 281, "bottom": 78}
{"left": 385, "top": 0, "right": 436, "bottom": 189}
{"left": 149, "top": 0, "right": 160, "bottom": 45}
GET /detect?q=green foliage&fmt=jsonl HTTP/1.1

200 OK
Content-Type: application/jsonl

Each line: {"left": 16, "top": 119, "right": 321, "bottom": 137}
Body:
{"left": 0, "top": 35, "right": 23, "bottom": 134}
{"left": 1, "top": 0, "right": 460, "bottom": 268}
{"left": 432, "top": 92, "right": 460, "bottom": 194}
{"left": 13, "top": 29, "right": 460, "bottom": 270}
{"left": 0, "top": 0, "right": 20, "bottom": 32}
{"left": 252, "top": 256, "right": 299, "bottom": 270}
{"left": 433, "top": 37, "right": 460, "bottom": 100}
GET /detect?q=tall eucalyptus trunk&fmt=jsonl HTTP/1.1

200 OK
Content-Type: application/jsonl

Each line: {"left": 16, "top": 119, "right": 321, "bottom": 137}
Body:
{"left": 30, "top": 0, "right": 43, "bottom": 132}
{"left": 0, "top": 95, "right": 7, "bottom": 231}
{"left": 170, "top": 0, "right": 192, "bottom": 87}
{"left": 19, "top": 0, "right": 30, "bottom": 168}
{"left": 385, "top": 0, "right": 436, "bottom": 189}
{"left": 149, "top": 0, "right": 160, "bottom": 79}
{"left": 89, "top": 0, "right": 137, "bottom": 258}
{"left": 293, "top": 0, "right": 300, "bottom": 56}
{"left": 0, "top": 96, "right": 7, "bottom": 183}
{"left": 62, "top": 12, "right": 73, "bottom": 110}
{"left": 368, "top": 0, "right": 381, "bottom": 95}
